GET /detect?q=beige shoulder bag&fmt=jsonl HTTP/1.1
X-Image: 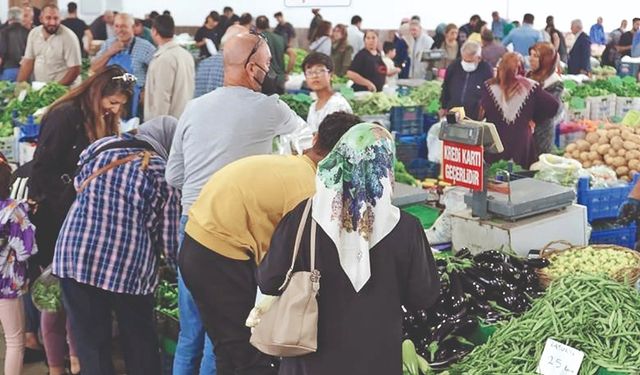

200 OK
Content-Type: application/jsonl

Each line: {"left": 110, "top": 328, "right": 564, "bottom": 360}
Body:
{"left": 250, "top": 199, "right": 320, "bottom": 357}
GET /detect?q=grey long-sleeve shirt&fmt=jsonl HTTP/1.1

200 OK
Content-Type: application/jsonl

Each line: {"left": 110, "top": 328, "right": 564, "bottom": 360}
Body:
{"left": 165, "top": 86, "right": 308, "bottom": 213}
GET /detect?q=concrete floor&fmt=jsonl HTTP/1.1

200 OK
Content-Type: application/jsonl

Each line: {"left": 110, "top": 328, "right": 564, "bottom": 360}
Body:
{"left": 0, "top": 327, "right": 129, "bottom": 375}
{"left": 0, "top": 337, "right": 47, "bottom": 374}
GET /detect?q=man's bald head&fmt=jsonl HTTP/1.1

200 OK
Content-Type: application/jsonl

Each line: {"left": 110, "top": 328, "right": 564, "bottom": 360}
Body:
{"left": 223, "top": 32, "right": 272, "bottom": 92}
{"left": 223, "top": 32, "right": 271, "bottom": 66}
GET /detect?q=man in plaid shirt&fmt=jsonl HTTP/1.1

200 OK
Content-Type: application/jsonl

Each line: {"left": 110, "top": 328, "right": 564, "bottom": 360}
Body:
{"left": 194, "top": 51, "right": 224, "bottom": 98}
{"left": 52, "top": 116, "right": 180, "bottom": 375}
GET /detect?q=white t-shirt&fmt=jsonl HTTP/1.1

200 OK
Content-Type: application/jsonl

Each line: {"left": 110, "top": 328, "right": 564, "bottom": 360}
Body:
{"left": 306, "top": 93, "right": 353, "bottom": 131}
{"left": 382, "top": 56, "right": 397, "bottom": 86}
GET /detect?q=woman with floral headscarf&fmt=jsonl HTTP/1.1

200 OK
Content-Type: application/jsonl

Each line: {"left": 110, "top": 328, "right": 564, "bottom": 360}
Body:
{"left": 258, "top": 123, "right": 440, "bottom": 375}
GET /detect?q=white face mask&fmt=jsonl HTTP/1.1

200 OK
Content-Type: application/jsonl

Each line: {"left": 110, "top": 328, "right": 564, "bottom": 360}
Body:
{"left": 461, "top": 60, "right": 479, "bottom": 72}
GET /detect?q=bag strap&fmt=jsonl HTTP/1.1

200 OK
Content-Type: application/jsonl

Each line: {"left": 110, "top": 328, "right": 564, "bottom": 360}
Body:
{"left": 76, "top": 151, "right": 151, "bottom": 194}
{"left": 310, "top": 220, "right": 317, "bottom": 271}
{"left": 278, "top": 199, "right": 312, "bottom": 291}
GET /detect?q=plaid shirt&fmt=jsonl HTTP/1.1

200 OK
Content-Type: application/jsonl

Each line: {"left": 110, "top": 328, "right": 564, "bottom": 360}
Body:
{"left": 194, "top": 53, "right": 224, "bottom": 98}
{"left": 52, "top": 134, "right": 181, "bottom": 295}
{"left": 97, "top": 36, "right": 156, "bottom": 87}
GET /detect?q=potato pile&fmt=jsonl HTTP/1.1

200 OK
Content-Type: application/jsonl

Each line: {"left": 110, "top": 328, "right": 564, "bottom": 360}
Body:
{"left": 564, "top": 125, "right": 640, "bottom": 181}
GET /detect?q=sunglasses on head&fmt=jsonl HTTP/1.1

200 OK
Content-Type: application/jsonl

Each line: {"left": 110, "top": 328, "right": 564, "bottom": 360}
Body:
{"left": 244, "top": 29, "right": 267, "bottom": 67}
{"left": 112, "top": 73, "right": 138, "bottom": 84}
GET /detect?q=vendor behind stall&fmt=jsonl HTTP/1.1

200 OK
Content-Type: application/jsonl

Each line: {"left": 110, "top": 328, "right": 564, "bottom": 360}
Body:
{"left": 440, "top": 41, "right": 493, "bottom": 121}
{"left": 347, "top": 30, "right": 387, "bottom": 92}
{"left": 480, "top": 52, "right": 560, "bottom": 169}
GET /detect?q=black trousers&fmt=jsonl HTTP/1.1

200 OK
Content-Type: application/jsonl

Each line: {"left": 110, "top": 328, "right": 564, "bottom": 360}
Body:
{"left": 60, "top": 278, "right": 160, "bottom": 375}
{"left": 179, "top": 234, "right": 278, "bottom": 375}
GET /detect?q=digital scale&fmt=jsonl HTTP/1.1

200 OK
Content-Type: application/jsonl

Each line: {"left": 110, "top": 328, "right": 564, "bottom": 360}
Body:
{"left": 421, "top": 49, "right": 447, "bottom": 80}
{"left": 438, "top": 112, "right": 587, "bottom": 253}
{"left": 439, "top": 113, "right": 576, "bottom": 221}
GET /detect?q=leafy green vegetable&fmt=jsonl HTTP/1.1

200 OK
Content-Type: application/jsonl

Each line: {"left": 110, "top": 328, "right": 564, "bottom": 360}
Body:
{"left": 407, "top": 81, "right": 443, "bottom": 114}
{"left": 283, "top": 48, "right": 308, "bottom": 74}
{"left": 395, "top": 160, "right": 419, "bottom": 186}
{"left": 280, "top": 93, "right": 314, "bottom": 119}
{"left": 564, "top": 79, "right": 640, "bottom": 101}
{"left": 0, "top": 82, "right": 68, "bottom": 124}
{"left": 31, "top": 277, "right": 62, "bottom": 312}
{"left": 331, "top": 75, "right": 350, "bottom": 87}
{"left": 155, "top": 280, "right": 179, "bottom": 319}
{"left": 350, "top": 93, "right": 417, "bottom": 116}
{"left": 487, "top": 160, "right": 524, "bottom": 178}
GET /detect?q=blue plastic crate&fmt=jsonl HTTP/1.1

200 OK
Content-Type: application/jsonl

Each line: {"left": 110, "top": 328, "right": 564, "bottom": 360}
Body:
{"left": 423, "top": 113, "right": 439, "bottom": 134}
{"left": 396, "top": 135, "right": 427, "bottom": 166}
{"left": 13, "top": 115, "right": 40, "bottom": 141}
{"left": 577, "top": 174, "right": 640, "bottom": 222}
{"left": 390, "top": 106, "right": 424, "bottom": 136}
{"left": 590, "top": 222, "right": 637, "bottom": 249}
{"left": 407, "top": 158, "right": 440, "bottom": 180}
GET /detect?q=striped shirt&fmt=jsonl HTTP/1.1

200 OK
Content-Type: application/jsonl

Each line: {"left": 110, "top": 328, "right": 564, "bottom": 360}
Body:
{"left": 194, "top": 53, "right": 224, "bottom": 98}
{"left": 52, "top": 134, "right": 181, "bottom": 295}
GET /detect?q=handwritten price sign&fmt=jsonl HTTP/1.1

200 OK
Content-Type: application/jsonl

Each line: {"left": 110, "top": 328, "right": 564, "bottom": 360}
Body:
{"left": 537, "top": 338, "right": 584, "bottom": 375}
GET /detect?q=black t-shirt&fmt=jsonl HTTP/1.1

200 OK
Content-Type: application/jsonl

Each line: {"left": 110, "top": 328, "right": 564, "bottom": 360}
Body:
{"left": 619, "top": 31, "right": 634, "bottom": 56}
{"left": 348, "top": 49, "right": 388, "bottom": 92}
{"left": 275, "top": 22, "right": 296, "bottom": 45}
{"left": 194, "top": 26, "right": 220, "bottom": 57}
{"left": 62, "top": 18, "right": 88, "bottom": 48}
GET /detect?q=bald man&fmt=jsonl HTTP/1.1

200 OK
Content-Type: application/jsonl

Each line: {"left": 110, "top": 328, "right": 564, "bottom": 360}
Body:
{"left": 166, "top": 32, "right": 311, "bottom": 373}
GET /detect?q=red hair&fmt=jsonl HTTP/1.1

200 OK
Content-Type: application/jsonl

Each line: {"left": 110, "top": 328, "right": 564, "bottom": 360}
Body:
{"left": 488, "top": 52, "right": 524, "bottom": 101}
{"left": 528, "top": 42, "right": 558, "bottom": 83}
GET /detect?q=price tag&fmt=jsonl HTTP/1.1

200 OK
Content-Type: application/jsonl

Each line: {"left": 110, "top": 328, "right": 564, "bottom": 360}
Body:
{"left": 537, "top": 338, "right": 584, "bottom": 375}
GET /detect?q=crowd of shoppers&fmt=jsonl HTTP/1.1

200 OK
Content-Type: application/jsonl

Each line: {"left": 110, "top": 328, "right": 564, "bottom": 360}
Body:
{"left": 0, "top": 4, "right": 639, "bottom": 375}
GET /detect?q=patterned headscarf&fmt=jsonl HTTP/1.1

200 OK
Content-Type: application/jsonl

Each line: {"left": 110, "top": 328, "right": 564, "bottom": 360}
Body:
{"left": 312, "top": 123, "right": 401, "bottom": 292}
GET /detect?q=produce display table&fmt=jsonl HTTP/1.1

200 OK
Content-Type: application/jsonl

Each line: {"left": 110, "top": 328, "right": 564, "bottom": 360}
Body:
{"left": 450, "top": 204, "right": 589, "bottom": 256}
{"left": 392, "top": 182, "right": 428, "bottom": 207}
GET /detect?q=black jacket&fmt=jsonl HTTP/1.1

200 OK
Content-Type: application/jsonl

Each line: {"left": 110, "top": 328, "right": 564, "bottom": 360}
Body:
{"left": 569, "top": 32, "right": 591, "bottom": 74}
{"left": 28, "top": 102, "right": 89, "bottom": 267}
{"left": 440, "top": 60, "right": 493, "bottom": 120}
{"left": 0, "top": 23, "right": 29, "bottom": 69}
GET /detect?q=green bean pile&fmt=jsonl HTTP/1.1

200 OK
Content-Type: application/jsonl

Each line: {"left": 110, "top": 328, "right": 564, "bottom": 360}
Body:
{"left": 452, "top": 275, "right": 640, "bottom": 374}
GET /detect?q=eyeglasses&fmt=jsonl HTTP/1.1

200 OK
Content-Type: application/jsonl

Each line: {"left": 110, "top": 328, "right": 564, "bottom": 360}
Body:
{"left": 304, "top": 68, "right": 330, "bottom": 78}
{"left": 244, "top": 29, "right": 267, "bottom": 67}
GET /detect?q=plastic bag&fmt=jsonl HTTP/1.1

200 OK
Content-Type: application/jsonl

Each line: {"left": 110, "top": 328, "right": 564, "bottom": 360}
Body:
{"left": 31, "top": 265, "right": 62, "bottom": 313}
{"left": 531, "top": 154, "right": 583, "bottom": 187}
{"left": 581, "top": 165, "right": 626, "bottom": 189}
{"left": 427, "top": 120, "right": 443, "bottom": 163}
{"left": 425, "top": 186, "right": 468, "bottom": 245}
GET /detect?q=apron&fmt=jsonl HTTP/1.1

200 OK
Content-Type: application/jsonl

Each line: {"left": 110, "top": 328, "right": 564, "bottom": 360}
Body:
{"left": 108, "top": 39, "right": 141, "bottom": 119}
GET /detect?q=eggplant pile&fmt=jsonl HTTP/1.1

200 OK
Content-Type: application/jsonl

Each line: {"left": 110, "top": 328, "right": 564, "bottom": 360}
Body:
{"left": 402, "top": 249, "right": 549, "bottom": 370}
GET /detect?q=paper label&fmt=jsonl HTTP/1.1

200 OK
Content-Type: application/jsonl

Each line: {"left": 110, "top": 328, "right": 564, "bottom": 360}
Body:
{"left": 537, "top": 338, "right": 584, "bottom": 375}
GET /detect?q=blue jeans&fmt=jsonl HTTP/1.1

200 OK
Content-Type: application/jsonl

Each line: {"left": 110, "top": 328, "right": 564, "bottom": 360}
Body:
{"left": 0, "top": 68, "right": 19, "bottom": 81}
{"left": 173, "top": 215, "right": 216, "bottom": 375}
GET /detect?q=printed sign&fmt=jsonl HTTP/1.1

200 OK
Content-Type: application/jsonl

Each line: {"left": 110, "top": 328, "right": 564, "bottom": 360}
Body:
{"left": 441, "top": 141, "right": 484, "bottom": 191}
{"left": 537, "top": 338, "right": 584, "bottom": 375}
{"left": 284, "top": 0, "right": 352, "bottom": 6}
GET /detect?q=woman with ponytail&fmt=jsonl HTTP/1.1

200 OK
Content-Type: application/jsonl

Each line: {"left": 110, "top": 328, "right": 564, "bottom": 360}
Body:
{"left": 480, "top": 52, "right": 560, "bottom": 169}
